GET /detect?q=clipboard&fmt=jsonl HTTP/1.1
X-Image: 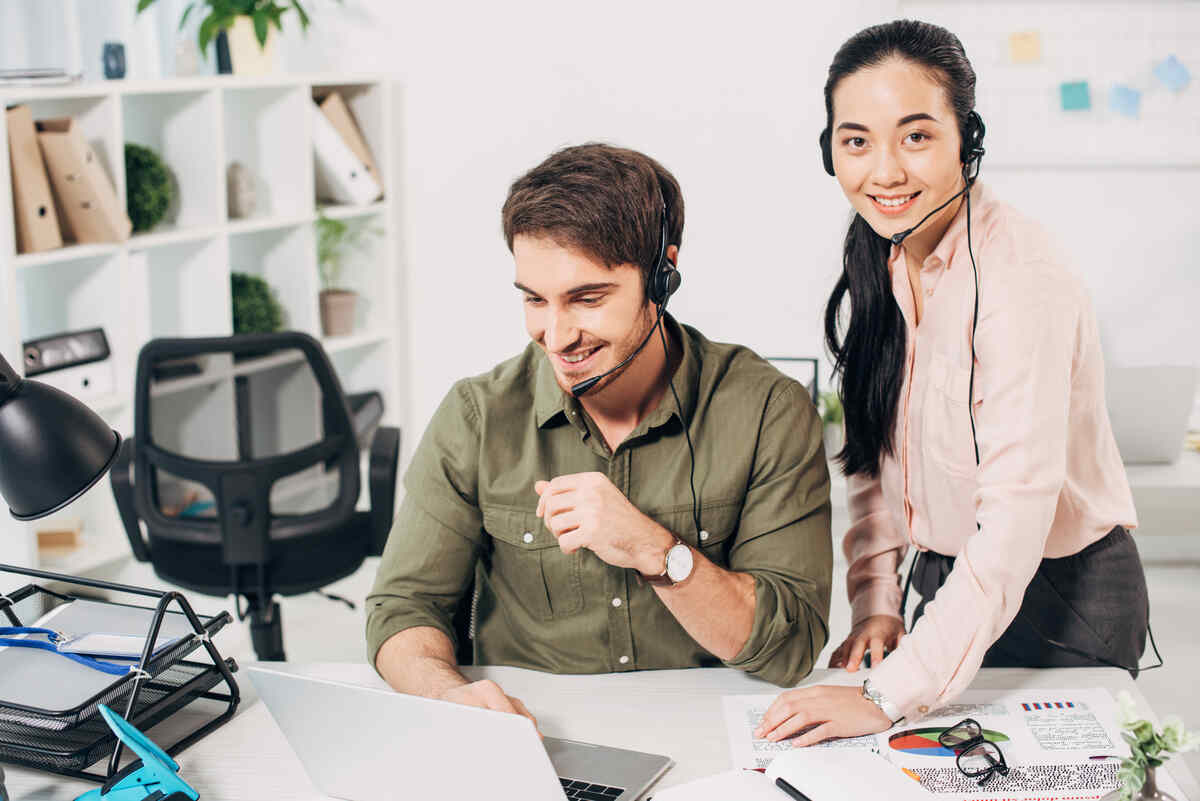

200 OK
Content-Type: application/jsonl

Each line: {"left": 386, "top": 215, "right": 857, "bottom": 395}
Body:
{"left": 5, "top": 104, "right": 63, "bottom": 253}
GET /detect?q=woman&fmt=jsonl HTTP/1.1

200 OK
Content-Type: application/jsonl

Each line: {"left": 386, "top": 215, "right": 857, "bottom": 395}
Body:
{"left": 755, "top": 19, "right": 1151, "bottom": 744}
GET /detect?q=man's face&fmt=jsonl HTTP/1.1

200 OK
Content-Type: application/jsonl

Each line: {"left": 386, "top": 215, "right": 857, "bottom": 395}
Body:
{"left": 514, "top": 235, "right": 656, "bottom": 396}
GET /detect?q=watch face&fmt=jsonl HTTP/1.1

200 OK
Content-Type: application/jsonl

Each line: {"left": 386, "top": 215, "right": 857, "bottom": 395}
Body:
{"left": 665, "top": 543, "right": 694, "bottom": 583}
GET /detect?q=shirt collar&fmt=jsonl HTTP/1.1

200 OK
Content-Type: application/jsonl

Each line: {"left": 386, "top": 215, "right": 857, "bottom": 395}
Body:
{"left": 533, "top": 312, "right": 700, "bottom": 432}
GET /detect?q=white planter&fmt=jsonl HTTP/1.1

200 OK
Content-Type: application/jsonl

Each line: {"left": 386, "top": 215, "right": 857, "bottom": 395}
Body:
{"left": 227, "top": 15, "right": 277, "bottom": 76}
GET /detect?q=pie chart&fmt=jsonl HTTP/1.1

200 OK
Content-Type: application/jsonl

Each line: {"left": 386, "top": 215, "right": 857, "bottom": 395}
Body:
{"left": 888, "top": 727, "right": 1010, "bottom": 757}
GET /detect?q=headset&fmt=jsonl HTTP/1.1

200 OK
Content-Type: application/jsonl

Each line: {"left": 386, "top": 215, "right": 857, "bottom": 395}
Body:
{"left": 569, "top": 182, "right": 704, "bottom": 541}
{"left": 821, "top": 109, "right": 1162, "bottom": 674}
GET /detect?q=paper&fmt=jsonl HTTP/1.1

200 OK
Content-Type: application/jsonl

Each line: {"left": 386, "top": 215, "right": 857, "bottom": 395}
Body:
{"left": 648, "top": 770, "right": 779, "bottom": 801}
{"left": 722, "top": 687, "right": 1188, "bottom": 801}
{"left": 1109, "top": 85, "right": 1142, "bottom": 118}
{"left": 767, "top": 750, "right": 931, "bottom": 801}
{"left": 1153, "top": 55, "right": 1191, "bottom": 92}
{"left": 1008, "top": 31, "right": 1041, "bottom": 64}
{"left": 1060, "top": 81, "right": 1091, "bottom": 112}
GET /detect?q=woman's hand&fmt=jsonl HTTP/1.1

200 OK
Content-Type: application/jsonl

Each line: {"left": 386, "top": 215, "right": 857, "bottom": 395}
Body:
{"left": 754, "top": 684, "right": 893, "bottom": 746}
{"left": 828, "top": 614, "right": 906, "bottom": 671}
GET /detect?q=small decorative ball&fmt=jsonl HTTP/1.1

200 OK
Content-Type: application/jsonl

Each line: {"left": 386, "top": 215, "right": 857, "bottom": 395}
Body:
{"left": 124, "top": 143, "right": 173, "bottom": 233}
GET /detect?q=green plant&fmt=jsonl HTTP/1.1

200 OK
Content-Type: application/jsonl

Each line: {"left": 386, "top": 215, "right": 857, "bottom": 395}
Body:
{"left": 316, "top": 210, "right": 380, "bottom": 291}
{"left": 1115, "top": 690, "right": 1200, "bottom": 800}
{"left": 231, "top": 272, "right": 284, "bottom": 334}
{"left": 136, "top": 0, "right": 341, "bottom": 56}
{"left": 819, "top": 390, "right": 843, "bottom": 426}
{"left": 125, "top": 143, "right": 173, "bottom": 233}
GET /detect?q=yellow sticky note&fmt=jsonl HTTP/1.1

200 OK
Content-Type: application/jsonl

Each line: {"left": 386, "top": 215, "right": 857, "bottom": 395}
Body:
{"left": 1009, "top": 31, "right": 1041, "bottom": 64}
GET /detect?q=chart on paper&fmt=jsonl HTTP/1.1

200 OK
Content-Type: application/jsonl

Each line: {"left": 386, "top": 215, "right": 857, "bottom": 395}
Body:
{"left": 722, "top": 687, "right": 1188, "bottom": 801}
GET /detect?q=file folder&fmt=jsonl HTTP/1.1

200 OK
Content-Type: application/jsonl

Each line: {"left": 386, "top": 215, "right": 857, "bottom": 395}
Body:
{"left": 312, "top": 101, "right": 383, "bottom": 205}
{"left": 6, "top": 104, "right": 63, "bottom": 253}
{"left": 318, "top": 91, "right": 382, "bottom": 193}
{"left": 36, "top": 117, "right": 131, "bottom": 243}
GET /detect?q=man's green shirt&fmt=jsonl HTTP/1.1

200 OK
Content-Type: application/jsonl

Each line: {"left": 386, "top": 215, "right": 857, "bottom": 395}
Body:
{"left": 366, "top": 317, "right": 832, "bottom": 687}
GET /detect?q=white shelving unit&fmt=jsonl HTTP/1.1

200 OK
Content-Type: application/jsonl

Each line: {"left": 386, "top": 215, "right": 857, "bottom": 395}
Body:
{"left": 0, "top": 73, "right": 403, "bottom": 575}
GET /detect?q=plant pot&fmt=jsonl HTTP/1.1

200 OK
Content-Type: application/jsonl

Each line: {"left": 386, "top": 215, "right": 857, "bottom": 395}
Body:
{"left": 320, "top": 289, "right": 358, "bottom": 337}
{"left": 226, "top": 15, "right": 276, "bottom": 76}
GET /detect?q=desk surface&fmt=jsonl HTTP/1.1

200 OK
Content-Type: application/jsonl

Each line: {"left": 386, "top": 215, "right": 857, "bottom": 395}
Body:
{"left": 6, "top": 664, "right": 1198, "bottom": 800}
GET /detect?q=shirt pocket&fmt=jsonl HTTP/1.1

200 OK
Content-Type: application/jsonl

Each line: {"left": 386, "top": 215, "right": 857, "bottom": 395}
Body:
{"left": 482, "top": 507, "right": 584, "bottom": 621}
{"left": 922, "top": 350, "right": 982, "bottom": 478}
{"left": 644, "top": 501, "right": 741, "bottom": 568}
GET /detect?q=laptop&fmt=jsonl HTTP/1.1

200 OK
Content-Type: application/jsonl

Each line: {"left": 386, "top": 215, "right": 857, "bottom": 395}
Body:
{"left": 247, "top": 665, "right": 673, "bottom": 801}
{"left": 1106, "top": 366, "right": 1198, "bottom": 464}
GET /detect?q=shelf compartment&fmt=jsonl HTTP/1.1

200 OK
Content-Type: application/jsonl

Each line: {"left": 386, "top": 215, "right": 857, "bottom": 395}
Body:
{"left": 122, "top": 90, "right": 223, "bottom": 233}
{"left": 228, "top": 224, "right": 318, "bottom": 334}
{"left": 142, "top": 238, "right": 232, "bottom": 339}
{"left": 222, "top": 85, "right": 313, "bottom": 221}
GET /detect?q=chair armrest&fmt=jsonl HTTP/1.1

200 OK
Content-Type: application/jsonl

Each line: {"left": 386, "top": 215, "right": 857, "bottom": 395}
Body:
{"left": 109, "top": 437, "right": 151, "bottom": 562}
{"left": 367, "top": 425, "right": 401, "bottom": 556}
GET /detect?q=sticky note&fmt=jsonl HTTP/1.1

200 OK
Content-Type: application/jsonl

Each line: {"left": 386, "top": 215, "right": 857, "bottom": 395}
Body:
{"left": 1109, "top": 85, "right": 1142, "bottom": 118}
{"left": 1060, "top": 81, "right": 1091, "bottom": 111}
{"left": 1153, "top": 55, "right": 1191, "bottom": 92}
{"left": 1008, "top": 31, "right": 1041, "bottom": 64}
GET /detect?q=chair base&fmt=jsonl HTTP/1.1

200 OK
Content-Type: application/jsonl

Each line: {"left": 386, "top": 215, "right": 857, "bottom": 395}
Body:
{"left": 247, "top": 598, "right": 285, "bottom": 662}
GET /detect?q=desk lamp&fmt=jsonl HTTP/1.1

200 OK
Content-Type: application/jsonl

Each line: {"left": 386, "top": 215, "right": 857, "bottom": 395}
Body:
{"left": 0, "top": 349, "right": 121, "bottom": 801}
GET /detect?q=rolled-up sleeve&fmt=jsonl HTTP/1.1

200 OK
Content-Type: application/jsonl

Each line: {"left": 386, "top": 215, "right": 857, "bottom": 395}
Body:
{"left": 844, "top": 472, "right": 907, "bottom": 626}
{"left": 871, "top": 261, "right": 1081, "bottom": 720}
{"left": 722, "top": 382, "right": 833, "bottom": 687}
{"left": 365, "top": 382, "right": 484, "bottom": 670}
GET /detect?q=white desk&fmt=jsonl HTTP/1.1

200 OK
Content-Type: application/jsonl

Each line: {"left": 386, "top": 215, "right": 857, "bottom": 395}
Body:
{"left": 5, "top": 664, "right": 1198, "bottom": 800}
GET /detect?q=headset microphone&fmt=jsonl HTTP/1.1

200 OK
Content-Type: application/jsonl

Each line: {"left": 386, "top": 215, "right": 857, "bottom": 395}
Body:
{"left": 889, "top": 183, "right": 970, "bottom": 246}
{"left": 570, "top": 302, "right": 668, "bottom": 397}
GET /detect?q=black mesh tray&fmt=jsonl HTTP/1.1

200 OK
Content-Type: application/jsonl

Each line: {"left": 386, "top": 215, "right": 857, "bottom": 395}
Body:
{"left": 0, "top": 590, "right": 230, "bottom": 732}
{"left": 0, "top": 658, "right": 237, "bottom": 775}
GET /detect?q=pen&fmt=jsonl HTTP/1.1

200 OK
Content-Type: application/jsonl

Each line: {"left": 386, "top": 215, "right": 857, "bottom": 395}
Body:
{"left": 775, "top": 777, "right": 814, "bottom": 801}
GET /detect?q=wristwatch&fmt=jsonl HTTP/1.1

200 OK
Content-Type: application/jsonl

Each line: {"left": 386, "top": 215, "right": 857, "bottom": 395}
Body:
{"left": 642, "top": 539, "right": 695, "bottom": 587}
{"left": 862, "top": 678, "right": 904, "bottom": 723}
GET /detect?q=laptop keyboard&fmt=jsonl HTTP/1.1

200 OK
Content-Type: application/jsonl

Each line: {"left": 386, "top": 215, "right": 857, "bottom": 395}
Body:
{"left": 559, "top": 777, "right": 625, "bottom": 800}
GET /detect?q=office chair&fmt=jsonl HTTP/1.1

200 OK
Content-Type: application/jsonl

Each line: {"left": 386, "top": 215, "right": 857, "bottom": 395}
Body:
{"left": 111, "top": 332, "right": 400, "bottom": 661}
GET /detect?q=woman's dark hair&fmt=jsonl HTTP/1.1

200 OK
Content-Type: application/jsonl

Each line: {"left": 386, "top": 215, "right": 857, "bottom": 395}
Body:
{"left": 822, "top": 20, "right": 978, "bottom": 477}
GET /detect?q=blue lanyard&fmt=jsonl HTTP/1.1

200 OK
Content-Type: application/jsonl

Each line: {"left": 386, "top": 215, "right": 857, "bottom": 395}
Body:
{"left": 0, "top": 627, "right": 139, "bottom": 676}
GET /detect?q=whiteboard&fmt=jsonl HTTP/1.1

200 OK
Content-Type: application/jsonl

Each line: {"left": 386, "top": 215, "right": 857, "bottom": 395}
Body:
{"left": 900, "top": 1, "right": 1200, "bottom": 166}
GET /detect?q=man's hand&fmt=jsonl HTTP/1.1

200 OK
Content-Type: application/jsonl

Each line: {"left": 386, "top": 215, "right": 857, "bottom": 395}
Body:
{"left": 754, "top": 684, "right": 893, "bottom": 746}
{"left": 438, "top": 679, "right": 540, "bottom": 734}
{"left": 828, "top": 615, "right": 907, "bottom": 671}
{"left": 535, "top": 472, "right": 675, "bottom": 576}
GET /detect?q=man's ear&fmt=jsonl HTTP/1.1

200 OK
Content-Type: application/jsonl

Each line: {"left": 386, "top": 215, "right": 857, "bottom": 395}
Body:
{"left": 666, "top": 244, "right": 679, "bottom": 267}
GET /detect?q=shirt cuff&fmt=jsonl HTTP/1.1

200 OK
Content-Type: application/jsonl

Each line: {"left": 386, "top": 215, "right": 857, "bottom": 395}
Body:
{"left": 868, "top": 644, "right": 938, "bottom": 723}
{"left": 849, "top": 577, "right": 903, "bottom": 627}
{"left": 723, "top": 574, "right": 826, "bottom": 687}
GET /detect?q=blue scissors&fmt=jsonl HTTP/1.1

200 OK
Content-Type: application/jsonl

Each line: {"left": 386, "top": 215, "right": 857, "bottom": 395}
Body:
{"left": 0, "top": 627, "right": 139, "bottom": 676}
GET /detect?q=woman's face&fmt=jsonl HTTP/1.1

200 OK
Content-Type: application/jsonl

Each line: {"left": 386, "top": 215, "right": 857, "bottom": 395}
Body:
{"left": 830, "top": 58, "right": 965, "bottom": 246}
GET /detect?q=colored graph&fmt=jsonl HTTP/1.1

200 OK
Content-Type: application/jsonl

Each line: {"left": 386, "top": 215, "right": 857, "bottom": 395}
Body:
{"left": 888, "top": 727, "right": 1010, "bottom": 758}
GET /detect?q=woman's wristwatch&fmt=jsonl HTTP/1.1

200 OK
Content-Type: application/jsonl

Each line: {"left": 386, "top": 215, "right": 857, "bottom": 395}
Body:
{"left": 862, "top": 678, "right": 904, "bottom": 723}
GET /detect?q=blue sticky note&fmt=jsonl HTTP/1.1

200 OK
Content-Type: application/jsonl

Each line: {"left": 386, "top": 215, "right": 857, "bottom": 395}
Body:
{"left": 1109, "top": 85, "right": 1142, "bottom": 118}
{"left": 1153, "top": 55, "right": 1190, "bottom": 92}
{"left": 1060, "top": 81, "right": 1091, "bottom": 111}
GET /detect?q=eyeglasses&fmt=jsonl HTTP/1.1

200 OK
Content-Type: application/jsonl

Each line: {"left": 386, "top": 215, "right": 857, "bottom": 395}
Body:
{"left": 939, "top": 718, "right": 1010, "bottom": 786}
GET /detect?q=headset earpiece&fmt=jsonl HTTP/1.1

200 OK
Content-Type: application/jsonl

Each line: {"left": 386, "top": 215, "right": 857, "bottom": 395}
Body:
{"left": 646, "top": 201, "right": 681, "bottom": 307}
{"left": 819, "top": 127, "right": 835, "bottom": 177}
{"left": 961, "top": 110, "right": 986, "bottom": 179}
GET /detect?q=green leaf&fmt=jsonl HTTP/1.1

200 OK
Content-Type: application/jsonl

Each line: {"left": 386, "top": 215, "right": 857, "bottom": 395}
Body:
{"left": 292, "top": 1, "right": 311, "bottom": 31}
{"left": 198, "top": 12, "right": 220, "bottom": 55}
{"left": 137, "top": 0, "right": 158, "bottom": 13}
{"left": 179, "top": 2, "right": 196, "bottom": 31}
{"left": 252, "top": 8, "right": 270, "bottom": 47}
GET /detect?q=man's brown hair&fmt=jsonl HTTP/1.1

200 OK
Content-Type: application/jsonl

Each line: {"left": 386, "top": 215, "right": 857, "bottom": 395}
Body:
{"left": 501, "top": 143, "right": 685, "bottom": 294}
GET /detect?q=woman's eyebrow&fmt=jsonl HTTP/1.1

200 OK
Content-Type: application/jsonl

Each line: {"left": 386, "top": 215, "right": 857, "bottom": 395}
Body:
{"left": 835, "top": 113, "right": 941, "bottom": 133}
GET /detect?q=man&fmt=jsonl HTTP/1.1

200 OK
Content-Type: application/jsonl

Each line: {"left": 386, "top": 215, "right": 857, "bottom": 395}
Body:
{"left": 367, "top": 143, "right": 831, "bottom": 722}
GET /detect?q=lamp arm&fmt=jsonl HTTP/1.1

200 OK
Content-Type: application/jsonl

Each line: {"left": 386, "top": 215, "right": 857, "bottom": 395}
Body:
{"left": 0, "top": 351, "right": 21, "bottom": 404}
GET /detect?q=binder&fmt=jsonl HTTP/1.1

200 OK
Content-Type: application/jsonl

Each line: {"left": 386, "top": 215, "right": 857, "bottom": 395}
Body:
{"left": 318, "top": 91, "right": 382, "bottom": 193}
{"left": 36, "top": 117, "right": 131, "bottom": 243}
{"left": 312, "top": 101, "right": 382, "bottom": 206}
{"left": 5, "top": 105, "right": 63, "bottom": 253}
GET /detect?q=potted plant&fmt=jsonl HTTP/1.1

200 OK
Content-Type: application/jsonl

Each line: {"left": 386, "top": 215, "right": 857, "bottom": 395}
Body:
{"left": 231, "top": 272, "right": 284, "bottom": 335}
{"left": 819, "top": 389, "right": 844, "bottom": 460}
{"left": 1108, "top": 690, "right": 1200, "bottom": 800}
{"left": 316, "top": 210, "right": 379, "bottom": 337}
{"left": 137, "top": 0, "right": 338, "bottom": 75}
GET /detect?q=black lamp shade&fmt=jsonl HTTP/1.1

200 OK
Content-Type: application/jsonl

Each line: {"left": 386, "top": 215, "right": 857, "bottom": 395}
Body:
{"left": 0, "top": 378, "right": 121, "bottom": 521}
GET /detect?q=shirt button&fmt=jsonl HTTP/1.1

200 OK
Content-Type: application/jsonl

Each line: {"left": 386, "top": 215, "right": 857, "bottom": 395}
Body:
{"left": 699, "top": 530, "right": 710, "bottom": 542}
{"left": 925, "top": 288, "right": 934, "bottom": 297}
{"left": 618, "top": 655, "right": 630, "bottom": 665}
{"left": 611, "top": 598, "right": 622, "bottom": 608}
{"left": 919, "top": 705, "right": 929, "bottom": 715}
{"left": 522, "top": 532, "right": 533, "bottom": 544}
